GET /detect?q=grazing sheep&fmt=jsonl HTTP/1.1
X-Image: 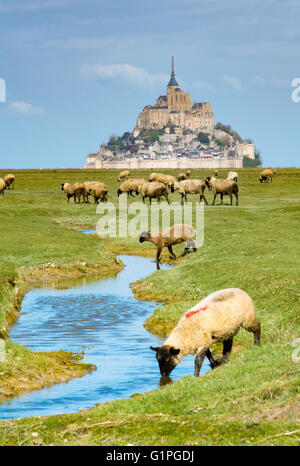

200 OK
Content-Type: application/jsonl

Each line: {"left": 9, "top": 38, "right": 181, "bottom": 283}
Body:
{"left": 4, "top": 174, "right": 15, "bottom": 189}
{"left": 172, "top": 179, "right": 208, "bottom": 205}
{"left": 226, "top": 171, "right": 238, "bottom": 182}
{"left": 61, "top": 182, "right": 85, "bottom": 203}
{"left": 151, "top": 288, "right": 261, "bottom": 377}
{"left": 177, "top": 173, "right": 187, "bottom": 181}
{"left": 186, "top": 170, "right": 191, "bottom": 177}
{"left": 137, "top": 181, "right": 170, "bottom": 205}
{"left": 90, "top": 184, "right": 108, "bottom": 204}
{"left": 117, "top": 178, "right": 147, "bottom": 197}
{"left": 117, "top": 170, "right": 130, "bottom": 182}
{"left": 259, "top": 168, "right": 274, "bottom": 183}
{"left": 205, "top": 177, "right": 239, "bottom": 206}
{"left": 139, "top": 224, "right": 196, "bottom": 262}
{"left": 0, "top": 178, "right": 6, "bottom": 195}
{"left": 83, "top": 181, "right": 107, "bottom": 203}
{"left": 213, "top": 169, "right": 219, "bottom": 177}
{"left": 149, "top": 173, "right": 177, "bottom": 189}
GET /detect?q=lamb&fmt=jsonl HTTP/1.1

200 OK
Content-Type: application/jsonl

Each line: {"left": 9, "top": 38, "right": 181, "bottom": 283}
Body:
{"left": 4, "top": 174, "right": 15, "bottom": 189}
{"left": 61, "top": 182, "right": 85, "bottom": 203}
{"left": 172, "top": 179, "right": 208, "bottom": 205}
{"left": 137, "top": 181, "right": 170, "bottom": 205}
{"left": 0, "top": 178, "right": 6, "bottom": 195}
{"left": 205, "top": 177, "right": 239, "bottom": 206}
{"left": 259, "top": 168, "right": 274, "bottom": 183}
{"left": 117, "top": 170, "right": 130, "bottom": 182}
{"left": 117, "top": 178, "right": 147, "bottom": 197}
{"left": 226, "top": 171, "right": 238, "bottom": 182}
{"left": 139, "top": 223, "right": 196, "bottom": 262}
{"left": 151, "top": 288, "right": 261, "bottom": 377}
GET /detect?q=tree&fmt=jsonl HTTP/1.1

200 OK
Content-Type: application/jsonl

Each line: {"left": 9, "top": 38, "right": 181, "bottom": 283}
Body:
{"left": 197, "top": 131, "right": 210, "bottom": 145}
{"left": 243, "top": 148, "right": 262, "bottom": 167}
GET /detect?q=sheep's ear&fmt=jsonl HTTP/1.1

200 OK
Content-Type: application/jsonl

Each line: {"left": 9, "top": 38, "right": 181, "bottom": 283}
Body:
{"left": 150, "top": 346, "right": 160, "bottom": 352}
{"left": 170, "top": 347, "right": 180, "bottom": 356}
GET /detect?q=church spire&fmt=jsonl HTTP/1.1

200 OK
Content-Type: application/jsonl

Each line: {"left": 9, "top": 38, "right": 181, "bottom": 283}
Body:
{"left": 168, "top": 56, "right": 178, "bottom": 87}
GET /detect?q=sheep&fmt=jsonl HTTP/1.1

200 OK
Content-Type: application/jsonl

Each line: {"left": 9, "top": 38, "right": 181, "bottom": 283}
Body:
{"left": 226, "top": 171, "right": 238, "bottom": 182}
{"left": 259, "top": 168, "right": 274, "bottom": 183}
{"left": 117, "top": 170, "right": 130, "bottom": 182}
{"left": 213, "top": 169, "right": 219, "bottom": 177}
{"left": 186, "top": 169, "right": 191, "bottom": 177}
{"left": 117, "top": 178, "right": 147, "bottom": 198}
{"left": 61, "top": 182, "right": 85, "bottom": 203}
{"left": 137, "top": 181, "right": 170, "bottom": 205}
{"left": 139, "top": 224, "right": 196, "bottom": 262}
{"left": 0, "top": 178, "right": 6, "bottom": 195}
{"left": 149, "top": 173, "right": 177, "bottom": 189}
{"left": 172, "top": 179, "right": 208, "bottom": 205}
{"left": 83, "top": 181, "right": 107, "bottom": 203}
{"left": 177, "top": 173, "right": 187, "bottom": 181}
{"left": 85, "top": 182, "right": 108, "bottom": 204}
{"left": 205, "top": 177, "right": 239, "bottom": 206}
{"left": 150, "top": 288, "right": 261, "bottom": 377}
{"left": 4, "top": 174, "right": 15, "bottom": 189}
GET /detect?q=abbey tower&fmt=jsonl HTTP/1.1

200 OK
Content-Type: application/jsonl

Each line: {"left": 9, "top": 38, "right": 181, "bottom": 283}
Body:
{"left": 132, "top": 57, "right": 214, "bottom": 137}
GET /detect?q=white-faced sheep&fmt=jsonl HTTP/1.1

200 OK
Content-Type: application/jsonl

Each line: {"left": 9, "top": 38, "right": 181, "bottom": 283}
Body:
{"left": 139, "top": 224, "right": 196, "bottom": 262}
{"left": 4, "top": 174, "right": 15, "bottom": 189}
{"left": 172, "top": 179, "right": 208, "bottom": 205}
{"left": 0, "top": 178, "right": 6, "bottom": 195}
{"left": 259, "top": 168, "right": 274, "bottom": 183}
{"left": 61, "top": 182, "right": 85, "bottom": 203}
{"left": 117, "top": 170, "right": 130, "bottom": 182}
{"left": 137, "top": 181, "right": 170, "bottom": 205}
{"left": 151, "top": 288, "right": 261, "bottom": 377}
{"left": 117, "top": 178, "right": 147, "bottom": 197}
{"left": 226, "top": 171, "right": 238, "bottom": 182}
{"left": 205, "top": 177, "right": 239, "bottom": 206}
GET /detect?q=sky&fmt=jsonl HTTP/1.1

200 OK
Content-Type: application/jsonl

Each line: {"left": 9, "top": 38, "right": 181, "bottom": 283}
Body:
{"left": 0, "top": 0, "right": 299, "bottom": 169}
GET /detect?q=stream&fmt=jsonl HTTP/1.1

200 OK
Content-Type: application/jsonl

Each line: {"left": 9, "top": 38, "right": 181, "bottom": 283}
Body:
{"left": 0, "top": 248, "right": 209, "bottom": 419}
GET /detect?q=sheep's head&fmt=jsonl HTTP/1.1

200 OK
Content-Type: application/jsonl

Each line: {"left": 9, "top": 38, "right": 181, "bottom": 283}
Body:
{"left": 117, "top": 188, "right": 122, "bottom": 197}
{"left": 150, "top": 345, "right": 180, "bottom": 376}
{"left": 139, "top": 231, "right": 149, "bottom": 243}
{"left": 205, "top": 177, "right": 212, "bottom": 190}
{"left": 171, "top": 181, "right": 179, "bottom": 193}
{"left": 61, "top": 183, "right": 65, "bottom": 191}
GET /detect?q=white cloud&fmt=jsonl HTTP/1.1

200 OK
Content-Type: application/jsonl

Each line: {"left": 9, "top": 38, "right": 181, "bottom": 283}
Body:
{"left": 222, "top": 75, "right": 243, "bottom": 91}
{"left": 80, "top": 63, "right": 168, "bottom": 88}
{"left": 8, "top": 101, "right": 44, "bottom": 115}
{"left": 250, "top": 75, "right": 290, "bottom": 87}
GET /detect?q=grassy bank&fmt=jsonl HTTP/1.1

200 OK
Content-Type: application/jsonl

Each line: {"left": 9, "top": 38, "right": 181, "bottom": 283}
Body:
{"left": 0, "top": 168, "right": 299, "bottom": 445}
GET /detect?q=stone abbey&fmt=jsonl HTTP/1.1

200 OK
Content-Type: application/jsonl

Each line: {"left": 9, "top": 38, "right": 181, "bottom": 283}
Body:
{"left": 132, "top": 57, "right": 214, "bottom": 137}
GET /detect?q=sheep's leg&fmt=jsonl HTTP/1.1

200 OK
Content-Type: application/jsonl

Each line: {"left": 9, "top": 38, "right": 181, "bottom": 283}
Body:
{"left": 220, "top": 339, "right": 233, "bottom": 365}
{"left": 194, "top": 348, "right": 207, "bottom": 377}
{"left": 201, "top": 194, "right": 208, "bottom": 205}
{"left": 212, "top": 193, "right": 217, "bottom": 205}
{"left": 156, "top": 247, "right": 162, "bottom": 263}
{"left": 220, "top": 193, "right": 224, "bottom": 205}
{"left": 229, "top": 194, "right": 233, "bottom": 205}
{"left": 235, "top": 192, "right": 239, "bottom": 206}
{"left": 206, "top": 349, "right": 220, "bottom": 369}
{"left": 164, "top": 194, "right": 170, "bottom": 205}
{"left": 167, "top": 245, "right": 176, "bottom": 260}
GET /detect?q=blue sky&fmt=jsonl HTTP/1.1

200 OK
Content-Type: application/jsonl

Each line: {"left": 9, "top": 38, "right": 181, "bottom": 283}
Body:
{"left": 0, "top": 0, "right": 299, "bottom": 168}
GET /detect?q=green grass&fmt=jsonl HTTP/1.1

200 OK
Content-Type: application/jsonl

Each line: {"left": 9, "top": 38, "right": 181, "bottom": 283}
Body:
{"left": 0, "top": 167, "right": 299, "bottom": 445}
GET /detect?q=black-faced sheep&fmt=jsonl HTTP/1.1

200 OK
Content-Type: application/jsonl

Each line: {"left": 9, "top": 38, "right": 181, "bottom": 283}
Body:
{"left": 151, "top": 288, "right": 261, "bottom": 377}
{"left": 226, "top": 171, "right": 238, "bottom": 182}
{"left": 83, "top": 181, "right": 107, "bottom": 203}
{"left": 137, "top": 181, "right": 170, "bottom": 205}
{"left": 149, "top": 173, "right": 176, "bottom": 189}
{"left": 205, "top": 177, "right": 239, "bottom": 206}
{"left": 61, "top": 182, "right": 85, "bottom": 203}
{"left": 177, "top": 173, "right": 187, "bottom": 181}
{"left": 259, "top": 168, "right": 274, "bottom": 183}
{"left": 0, "top": 178, "right": 6, "bottom": 195}
{"left": 117, "top": 170, "right": 130, "bottom": 182}
{"left": 172, "top": 179, "right": 208, "bottom": 205}
{"left": 4, "top": 174, "right": 15, "bottom": 189}
{"left": 117, "top": 178, "right": 147, "bottom": 197}
{"left": 139, "top": 224, "right": 196, "bottom": 262}
{"left": 90, "top": 183, "right": 108, "bottom": 204}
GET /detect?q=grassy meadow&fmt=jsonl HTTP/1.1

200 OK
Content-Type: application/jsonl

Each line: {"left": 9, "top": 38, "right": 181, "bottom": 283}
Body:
{"left": 0, "top": 167, "right": 299, "bottom": 445}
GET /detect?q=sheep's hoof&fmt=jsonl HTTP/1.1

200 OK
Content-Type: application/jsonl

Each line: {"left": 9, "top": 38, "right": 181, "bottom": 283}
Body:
{"left": 210, "top": 359, "right": 221, "bottom": 369}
